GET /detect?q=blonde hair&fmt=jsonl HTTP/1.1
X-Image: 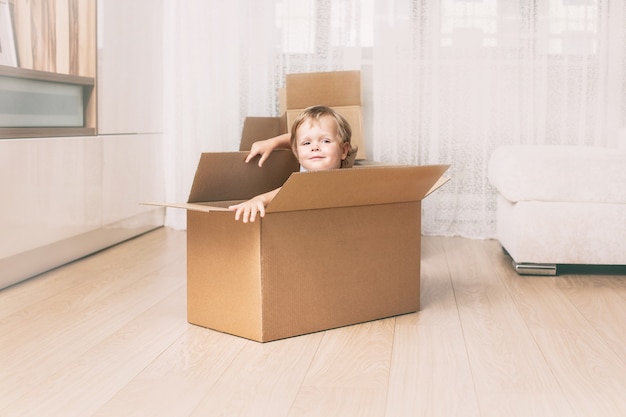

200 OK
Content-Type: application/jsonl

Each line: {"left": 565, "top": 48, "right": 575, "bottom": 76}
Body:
{"left": 290, "top": 105, "right": 357, "bottom": 168}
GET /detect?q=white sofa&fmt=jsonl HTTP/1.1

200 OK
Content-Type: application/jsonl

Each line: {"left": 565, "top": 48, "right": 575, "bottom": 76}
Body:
{"left": 488, "top": 145, "right": 626, "bottom": 275}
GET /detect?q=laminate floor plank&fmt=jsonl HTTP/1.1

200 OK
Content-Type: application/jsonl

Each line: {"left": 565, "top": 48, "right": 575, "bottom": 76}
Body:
{"left": 287, "top": 319, "right": 394, "bottom": 417}
{"left": 1, "top": 229, "right": 624, "bottom": 417}
{"left": 444, "top": 237, "right": 574, "bottom": 417}
{"left": 0, "top": 230, "right": 184, "bottom": 356}
{"left": 1, "top": 286, "right": 187, "bottom": 417}
{"left": 93, "top": 325, "right": 248, "bottom": 417}
{"left": 490, "top": 243, "right": 626, "bottom": 416}
{"left": 0, "top": 260, "right": 185, "bottom": 405}
{"left": 0, "top": 230, "right": 171, "bottom": 317}
{"left": 0, "top": 228, "right": 187, "bottom": 415}
{"left": 188, "top": 331, "right": 324, "bottom": 417}
{"left": 559, "top": 277, "right": 626, "bottom": 360}
{"left": 531, "top": 327, "right": 626, "bottom": 417}
{"left": 384, "top": 237, "right": 480, "bottom": 417}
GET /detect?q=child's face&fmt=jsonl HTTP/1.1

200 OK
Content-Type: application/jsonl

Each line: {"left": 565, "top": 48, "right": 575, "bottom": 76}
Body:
{"left": 294, "top": 115, "right": 349, "bottom": 172}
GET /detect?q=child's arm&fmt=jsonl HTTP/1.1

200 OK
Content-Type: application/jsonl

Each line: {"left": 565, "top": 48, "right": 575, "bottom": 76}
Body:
{"left": 245, "top": 133, "right": 291, "bottom": 167}
{"left": 228, "top": 187, "right": 281, "bottom": 223}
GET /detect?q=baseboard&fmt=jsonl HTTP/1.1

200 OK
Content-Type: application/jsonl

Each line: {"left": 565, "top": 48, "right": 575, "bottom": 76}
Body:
{"left": 0, "top": 209, "right": 164, "bottom": 290}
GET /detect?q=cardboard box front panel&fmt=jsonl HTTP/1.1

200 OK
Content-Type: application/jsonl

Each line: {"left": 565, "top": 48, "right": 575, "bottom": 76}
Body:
{"left": 259, "top": 202, "right": 422, "bottom": 342}
{"left": 181, "top": 152, "right": 449, "bottom": 342}
{"left": 186, "top": 210, "right": 264, "bottom": 341}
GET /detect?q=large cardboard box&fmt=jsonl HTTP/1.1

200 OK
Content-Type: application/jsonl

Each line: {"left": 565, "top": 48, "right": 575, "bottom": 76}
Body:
{"left": 241, "top": 71, "right": 366, "bottom": 160}
{"left": 157, "top": 150, "right": 449, "bottom": 342}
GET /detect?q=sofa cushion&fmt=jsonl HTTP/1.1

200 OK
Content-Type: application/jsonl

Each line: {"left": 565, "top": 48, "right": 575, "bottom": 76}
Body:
{"left": 488, "top": 145, "right": 626, "bottom": 203}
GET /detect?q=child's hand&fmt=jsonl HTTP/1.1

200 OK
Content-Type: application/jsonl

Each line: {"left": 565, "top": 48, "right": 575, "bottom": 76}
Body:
{"left": 244, "top": 133, "right": 291, "bottom": 167}
{"left": 228, "top": 188, "right": 280, "bottom": 223}
{"left": 229, "top": 197, "right": 266, "bottom": 223}
{"left": 245, "top": 139, "right": 276, "bottom": 167}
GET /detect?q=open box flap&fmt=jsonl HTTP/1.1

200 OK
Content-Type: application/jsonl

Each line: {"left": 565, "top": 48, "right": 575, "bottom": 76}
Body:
{"left": 239, "top": 116, "right": 286, "bottom": 152}
{"left": 142, "top": 201, "right": 233, "bottom": 213}
{"left": 267, "top": 164, "right": 450, "bottom": 213}
{"left": 187, "top": 150, "right": 299, "bottom": 204}
{"left": 425, "top": 176, "right": 451, "bottom": 198}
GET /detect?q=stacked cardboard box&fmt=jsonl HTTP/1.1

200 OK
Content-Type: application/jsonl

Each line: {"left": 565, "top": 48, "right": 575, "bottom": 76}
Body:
{"left": 241, "top": 70, "right": 366, "bottom": 160}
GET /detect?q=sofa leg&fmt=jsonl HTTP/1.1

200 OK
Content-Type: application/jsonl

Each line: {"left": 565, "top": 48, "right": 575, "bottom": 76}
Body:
{"left": 513, "top": 261, "right": 557, "bottom": 276}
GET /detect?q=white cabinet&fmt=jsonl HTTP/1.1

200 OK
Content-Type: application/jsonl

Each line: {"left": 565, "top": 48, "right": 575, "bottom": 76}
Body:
{"left": 0, "top": 2, "right": 165, "bottom": 289}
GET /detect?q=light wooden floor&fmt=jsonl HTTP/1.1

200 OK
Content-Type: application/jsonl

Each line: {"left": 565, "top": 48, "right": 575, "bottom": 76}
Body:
{"left": 1, "top": 228, "right": 625, "bottom": 417}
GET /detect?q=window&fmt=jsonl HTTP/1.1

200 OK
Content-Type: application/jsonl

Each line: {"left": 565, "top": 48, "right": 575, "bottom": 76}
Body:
{"left": 440, "top": 0, "right": 599, "bottom": 55}
{"left": 276, "top": 0, "right": 374, "bottom": 54}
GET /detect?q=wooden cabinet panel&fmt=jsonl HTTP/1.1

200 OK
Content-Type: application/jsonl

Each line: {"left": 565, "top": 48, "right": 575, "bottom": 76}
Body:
{"left": 11, "top": 0, "right": 95, "bottom": 77}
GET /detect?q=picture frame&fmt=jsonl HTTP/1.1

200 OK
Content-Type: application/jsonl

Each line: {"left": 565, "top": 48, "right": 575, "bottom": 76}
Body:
{"left": 0, "top": 0, "right": 18, "bottom": 67}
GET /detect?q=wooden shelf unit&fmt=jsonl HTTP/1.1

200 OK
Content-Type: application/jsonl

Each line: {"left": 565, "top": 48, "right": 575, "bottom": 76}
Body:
{"left": 1, "top": 0, "right": 96, "bottom": 139}
{"left": 0, "top": 65, "right": 96, "bottom": 138}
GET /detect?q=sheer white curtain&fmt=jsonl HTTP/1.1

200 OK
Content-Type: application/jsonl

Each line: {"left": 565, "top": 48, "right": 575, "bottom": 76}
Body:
{"left": 162, "top": 0, "right": 625, "bottom": 237}
{"left": 162, "top": 0, "right": 280, "bottom": 229}
{"left": 161, "top": 0, "right": 367, "bottom": 229}
{"left": 372, "top": 0, "right": 626, "bottom": 237}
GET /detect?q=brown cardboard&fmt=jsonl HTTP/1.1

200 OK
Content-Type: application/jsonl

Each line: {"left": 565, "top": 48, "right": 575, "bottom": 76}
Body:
{"left": 284, "top": 71, "right": 362, "bottom": 108}
{"left": 253, "top": 71, "right": 366, "bottom": 160}
{"left": 278, "top": 88, "right": 287, "bottom": 115}
{"left": 174, "top": 150, "right": 450, "bottom": 342}
{"left": 239, "top": 116, "right": 286, "bottom": 152}
{"left": 188, "top": 151, "right": 299, "bottom": 204}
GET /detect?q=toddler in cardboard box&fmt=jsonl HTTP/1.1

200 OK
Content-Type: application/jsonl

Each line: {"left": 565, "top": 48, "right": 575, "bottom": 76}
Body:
{"left": 229, "top": 105, "right": 357, "bottom": 223}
